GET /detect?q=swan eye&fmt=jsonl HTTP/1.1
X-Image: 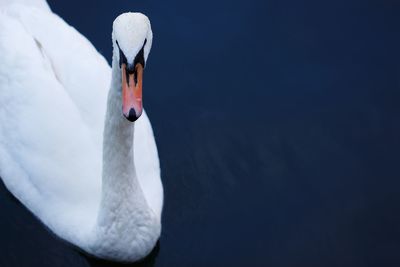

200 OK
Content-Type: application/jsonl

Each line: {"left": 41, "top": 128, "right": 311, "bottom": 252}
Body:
{"left": 116, "top": 40, "right": 128, "bottom": 68}
{"left": 133, "top": 39, "right": 147, "bottom": 69}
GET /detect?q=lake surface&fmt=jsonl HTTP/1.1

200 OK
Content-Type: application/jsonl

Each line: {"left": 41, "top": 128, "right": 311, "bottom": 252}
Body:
{"left": 1, "top": 0, "right": 400, "bottom": 266}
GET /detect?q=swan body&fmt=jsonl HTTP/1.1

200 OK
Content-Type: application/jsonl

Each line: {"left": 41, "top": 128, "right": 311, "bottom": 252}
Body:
{"left": 0, "top": 1, "right": 163, "bottom": 262}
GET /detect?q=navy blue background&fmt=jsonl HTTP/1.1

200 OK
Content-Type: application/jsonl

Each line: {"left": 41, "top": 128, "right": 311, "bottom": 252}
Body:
{"left": 1, "top": 0, "right": 400, "bottom": 266}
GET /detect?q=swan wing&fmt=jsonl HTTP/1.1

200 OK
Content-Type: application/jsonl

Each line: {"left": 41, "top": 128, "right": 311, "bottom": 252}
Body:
{"left": 4, "top": 5, "right": 110, "bottom": 144}
{"left": 0, "top": 12, "right": 101, "bottom": 246}
{"left": 0, "top": 0, "right": 50, "bottom": 11}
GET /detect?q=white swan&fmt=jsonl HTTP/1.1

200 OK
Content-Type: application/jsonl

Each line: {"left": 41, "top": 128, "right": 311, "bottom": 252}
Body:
{"left": 0, "top": 0, "right": 163, "bottom": 262}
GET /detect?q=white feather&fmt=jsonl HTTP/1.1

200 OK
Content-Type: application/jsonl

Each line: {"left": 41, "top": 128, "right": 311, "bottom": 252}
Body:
{"left": 0, "top": 2, "right": 163, "bottom": 262}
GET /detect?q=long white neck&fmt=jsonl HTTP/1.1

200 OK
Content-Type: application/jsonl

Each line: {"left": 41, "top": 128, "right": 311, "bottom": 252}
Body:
{"left": 90, "top": 54, "right": 160, "bottom": 262}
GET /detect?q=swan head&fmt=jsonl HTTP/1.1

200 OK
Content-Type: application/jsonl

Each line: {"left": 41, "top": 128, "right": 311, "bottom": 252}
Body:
{"left": 112, "top": 13, "right": 153, "bottom": 122}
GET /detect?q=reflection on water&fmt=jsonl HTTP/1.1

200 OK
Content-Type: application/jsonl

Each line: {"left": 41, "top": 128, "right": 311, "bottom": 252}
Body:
{"left": 86, "top": 242, "right": 160, "bottom": 267}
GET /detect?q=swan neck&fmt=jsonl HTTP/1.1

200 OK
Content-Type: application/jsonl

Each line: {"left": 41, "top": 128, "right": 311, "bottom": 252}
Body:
{"left": 90, "top": 54, "right": 159, "bottom": 261}
{"left": 102, "top": 58, "right": 136, "bottom": 187}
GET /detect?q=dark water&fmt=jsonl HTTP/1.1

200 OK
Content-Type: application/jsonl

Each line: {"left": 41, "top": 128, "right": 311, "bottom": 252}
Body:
{"left": 1, "top": 0, "right": 400, "bottom": 266}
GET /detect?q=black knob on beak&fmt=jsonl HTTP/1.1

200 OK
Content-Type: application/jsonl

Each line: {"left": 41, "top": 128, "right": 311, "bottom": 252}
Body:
{"left": 126, "top": 64, "right": 135, "bottom": 74}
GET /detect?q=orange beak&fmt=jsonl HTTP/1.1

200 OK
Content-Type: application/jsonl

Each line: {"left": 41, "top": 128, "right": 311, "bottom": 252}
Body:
{"left": 121, "top": 63, "right": 143, "bottom": 122}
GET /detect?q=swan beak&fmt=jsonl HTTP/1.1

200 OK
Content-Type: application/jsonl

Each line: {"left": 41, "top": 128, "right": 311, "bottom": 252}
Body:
{"left": 121, "top": 63, "right": 143, "bottom": 122}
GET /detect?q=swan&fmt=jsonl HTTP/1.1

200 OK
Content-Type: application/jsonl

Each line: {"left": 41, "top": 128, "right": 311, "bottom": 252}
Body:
{"left": 0, "top": 0, "right": 163, "bottom": 262}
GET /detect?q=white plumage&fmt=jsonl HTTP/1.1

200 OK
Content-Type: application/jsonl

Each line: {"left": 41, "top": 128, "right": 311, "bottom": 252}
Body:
{"left": 0, "top": 0, "right": 163, "bottom": 262}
